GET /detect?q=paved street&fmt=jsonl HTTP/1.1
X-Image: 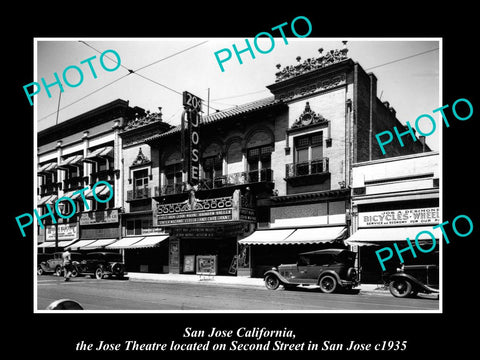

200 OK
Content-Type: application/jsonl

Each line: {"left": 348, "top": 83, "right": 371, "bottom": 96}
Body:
{"left": 37, "top": 275, "right": 439, "bottom": 311}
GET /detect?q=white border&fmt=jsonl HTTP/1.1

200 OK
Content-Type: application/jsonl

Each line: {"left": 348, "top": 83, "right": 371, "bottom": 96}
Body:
{"left": 33, "top": 37, "right": 443, "bottom": 314}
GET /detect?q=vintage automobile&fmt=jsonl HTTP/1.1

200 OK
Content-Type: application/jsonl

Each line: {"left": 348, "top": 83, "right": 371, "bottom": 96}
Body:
{"left": 263, "top": 249, "right": 358, "bottom": 293}
{"left": 388, "top": 264, "right": 439, "bottom": 298}
{"left": 77, "top": 252, "right": 127, "bottom": 280}
{"left": 37, "top": 252, "right": 82, "bottom": 277}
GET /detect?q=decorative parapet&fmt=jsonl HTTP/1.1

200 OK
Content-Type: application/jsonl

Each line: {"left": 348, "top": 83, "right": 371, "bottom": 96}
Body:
{"left": 123, "top": 108, "right": 163, "bottom": 131}
{"left": 274, "top": 42, "right": 349, "bottom": 83}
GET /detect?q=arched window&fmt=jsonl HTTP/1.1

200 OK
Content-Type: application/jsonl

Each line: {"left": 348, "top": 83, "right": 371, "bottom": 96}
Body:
{"left": 245, "top": 129, "right": 274, "bottom": 182}
{"left": 163, "top": 151, "right": 183, "bottom": 194}
{"left": 202, "top": 143, "right": 223, "bottom": 186}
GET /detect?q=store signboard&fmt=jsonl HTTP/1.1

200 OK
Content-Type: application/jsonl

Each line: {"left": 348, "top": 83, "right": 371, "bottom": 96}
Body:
{"left": 79, "top": 209, "right": 119, "bottom": 225}
{"left": 154, "top": 190, "right": 256, "bottom": 227}
{"left": 358, "top": 207, "right": 440, "bottom": 228}
{"left": 46, "top": 223, "right": 78, "bottom": 241}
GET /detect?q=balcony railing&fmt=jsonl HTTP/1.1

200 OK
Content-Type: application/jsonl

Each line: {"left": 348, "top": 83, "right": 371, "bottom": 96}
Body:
{"left": 155, "top": 169, "right": 274, "bottom": 196}
{"left": 39, "top": 183, "right": 58, "bottom": 196}
{"left": 285, "top": 158, "right": 329, "bottom": 178}
{"left": 127, "top": 186, "right": 151, "bottom": 201}
{"left": 63, "top": 176, "right": 85, "bottom": 191}
{"left": 90, "top": 169, "right": 116, "bottom": 184}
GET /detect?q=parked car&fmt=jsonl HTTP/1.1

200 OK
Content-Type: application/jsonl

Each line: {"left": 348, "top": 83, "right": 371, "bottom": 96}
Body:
{"left": 77, "top": 252, "right": 127, "bottom": 280}
{"left": 263, "top": 249, "right": 358, "bottom": 293}
{"left": 37, "top": 252, "right": 82, "bottom": 277}
{"left": 388, "top": 264, "right": 439, "bottom": 298}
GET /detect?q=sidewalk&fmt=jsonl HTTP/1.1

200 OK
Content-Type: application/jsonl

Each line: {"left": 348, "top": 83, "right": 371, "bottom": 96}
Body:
{"left": 127, "top": 272, "right": 390, "bottom": 296}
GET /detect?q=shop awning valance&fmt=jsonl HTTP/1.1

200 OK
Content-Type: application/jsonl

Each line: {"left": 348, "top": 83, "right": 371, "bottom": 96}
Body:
{"left": 126, "top": 235, "right": 169, "bottom": 249}
{"left": 345, "top": 226, "right": 442, "bottom": 247}
{"left": 84, "top": 146, "right": 113, "bottom": 162}
{"left": 238, "top": 227, "right": 347, "bottom": 245}
{"left": 58, "top": 154, "right": 83, "bottom": 169}
{"left": 106, "top": 237, "right": 145, "bottom": 249}
{"left": 58, "top": 239, "right": 79, "bottom": 248}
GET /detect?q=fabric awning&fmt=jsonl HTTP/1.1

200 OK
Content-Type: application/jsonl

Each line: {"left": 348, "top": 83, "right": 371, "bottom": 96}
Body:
{"left": 284, "top": 227, "right": 347, "bottom": 244}
{"left": 62, "top": 190, "right": 82, "bottom": 200}
{"left": 38, "top": 162, "right": 57, "bottom": 174}
{"left": 38, "top": 241, "right": 56, "bottom": 248}
{"left": 58, "top": 154, "right": 83, "bottom": 169}
{"left": 58, "top": 239, "right": 79, "bottom": 248}
{"left": 68, "top": 239, "right": 97, "bottom": 250}
{"left": 127, "top": 235, "right": 169, "bottom": 249}
{"left": 238, "top": 229, "right": 296, "bottom": 245}
{"left": 84, "top": 184, "right": 111, "bottom": 199}
{"left": 84, "top": 146, "right": 113, "bottom": 162}
{"left": 80, "top": 238, "right": 118, "bottom": 249}
{"left": 345, "top": 226, "right": 442, "bottom": 247}
{"left": 37, "top": 194, "right": 57, "bottom": 206}
{"left": 106, "top": 237, "right": 145, "bottom": 249}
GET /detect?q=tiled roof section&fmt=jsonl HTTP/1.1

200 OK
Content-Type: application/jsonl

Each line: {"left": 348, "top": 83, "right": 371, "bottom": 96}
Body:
{"left": 145, "top": 96, "right": 281, "bottom": 143}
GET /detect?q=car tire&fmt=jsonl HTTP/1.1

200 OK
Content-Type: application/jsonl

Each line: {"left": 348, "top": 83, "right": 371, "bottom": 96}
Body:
{"left": 70, "top": 268, "right": 78, "bottom": 278}
{"left": 37, "top": 266, "right": 44, "bottom": 276}
{"left": 389, "top": 279, "right": 413, "bottom": 298}
{"left": 319, "top": 275, "right": 337, "bottom": 294}
{"left": 264, "top": 274, "right": 280, "bottom": 290}
{"left": 95, "top": 267, "right": 104, "bottom": 280}
{"left": 55, "top": 265, "right": 63, "bottom": 277}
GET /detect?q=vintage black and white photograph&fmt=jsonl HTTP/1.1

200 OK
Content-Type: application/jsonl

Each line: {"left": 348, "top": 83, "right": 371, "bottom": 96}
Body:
{"left": 33, "top": 37, "right": 443, "bottom": 312}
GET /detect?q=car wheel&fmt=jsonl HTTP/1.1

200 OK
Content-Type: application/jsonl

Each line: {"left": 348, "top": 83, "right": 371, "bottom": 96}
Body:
{"left": 70, "top": 268, "right": 78, "bottom": 278}
{"left": 264, "top": 274, "right": 280, "bottom": 290}
{"left": 319, "top": 275, "right": 337, "bottom": 293}
{"left": 55, "top": 266, "right": 63, "bottom": 277}
{"left": 37, "top": 266, "right": 44, "bottom": 276}
{"left": 95, "top": 267, "right": 104, "bottom": 280}
{"left": 389, "top": 279, "right": 413, "bottom": 298}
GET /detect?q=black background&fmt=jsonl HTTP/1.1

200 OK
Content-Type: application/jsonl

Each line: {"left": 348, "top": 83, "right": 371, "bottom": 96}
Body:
{"left": 6, "top": 4, "right": 477, "bottom": 359}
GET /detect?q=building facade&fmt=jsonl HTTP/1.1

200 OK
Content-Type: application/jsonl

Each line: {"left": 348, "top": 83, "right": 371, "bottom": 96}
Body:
{"left": 36, "top": 43, "right": 434, "bottom": 282}
{"left": 37, "top": 99, "right": 140, "bottom": 252}
{"left": 347, "top": 151, "right": 440, "bottom": 283}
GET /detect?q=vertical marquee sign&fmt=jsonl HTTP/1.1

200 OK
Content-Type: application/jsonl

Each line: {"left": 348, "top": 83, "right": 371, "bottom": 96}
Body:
{"left": 181, "top": 91, "right": 202, "bottom": 186}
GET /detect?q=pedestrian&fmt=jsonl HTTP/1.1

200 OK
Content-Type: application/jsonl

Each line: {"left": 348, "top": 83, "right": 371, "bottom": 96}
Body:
{"left": 62, "top": 247, "right": 72, "bottom": 282}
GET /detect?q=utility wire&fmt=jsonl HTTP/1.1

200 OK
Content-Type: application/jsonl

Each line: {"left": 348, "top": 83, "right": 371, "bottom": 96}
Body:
{"left": 39, "top": 40, "right": 211, "bottom": 122}
{"left": 364, "top": 47, "right": 439, "bottom": 71}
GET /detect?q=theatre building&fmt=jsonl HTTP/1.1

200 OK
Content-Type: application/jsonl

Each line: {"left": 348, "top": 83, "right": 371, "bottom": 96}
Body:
{"left": 36, "top": 99, "right": 140, "bottom": 252}
{"left": 347, "top": 151, "right": 440, "bottom": 283}
{"left": 145, "top": 43, "right": 428, "bottom": 277}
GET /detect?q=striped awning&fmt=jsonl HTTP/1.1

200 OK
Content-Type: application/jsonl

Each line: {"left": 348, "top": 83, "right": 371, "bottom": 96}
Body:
{"left": 106, "top": 237, "right": 145, "bottom": 249}
{"left": 84, "top": 184, "right": 111, "bottom": 199}
{"left": 38, "top": 162, "right": 57, "bottom": 174}
{"left": 68, "top": 239, "right": 97, "bottom": 250}
{"left": 80, "top": 238, "right": 118, "bottom": 249}
{"left": 126, "top": 235, "right": 169, "bottom": 249}
{"left": 238, "top": 227, "right": 347, "bottom": 245}
{"left": 37, "top": 194, "right": 57, "bottom": 206}
{"left": 58, "top": 154, "right": 83, "bottom": 169}
{"left": 38, "top": 241, "right": 56, "bottom": 248}
{"left": 345, "top": 226, "right": 442, "bottom": 247}
{"left": 84, "top": 146, "right": 113, "bottom": 162}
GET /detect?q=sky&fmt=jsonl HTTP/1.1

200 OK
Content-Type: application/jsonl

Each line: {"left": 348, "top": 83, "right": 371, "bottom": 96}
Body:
{"left": 35, "top": 38, "right": 440, "bottom": 150}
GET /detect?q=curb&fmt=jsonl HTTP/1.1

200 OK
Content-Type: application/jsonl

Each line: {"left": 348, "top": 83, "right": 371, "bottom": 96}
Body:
{"left": 127, "top": 273, "right": 391, "bottom": 295}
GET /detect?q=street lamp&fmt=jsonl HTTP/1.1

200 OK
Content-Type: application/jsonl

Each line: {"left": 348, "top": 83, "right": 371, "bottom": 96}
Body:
{"left": 55, "top": 201, "right": 65, "bottom": 252}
